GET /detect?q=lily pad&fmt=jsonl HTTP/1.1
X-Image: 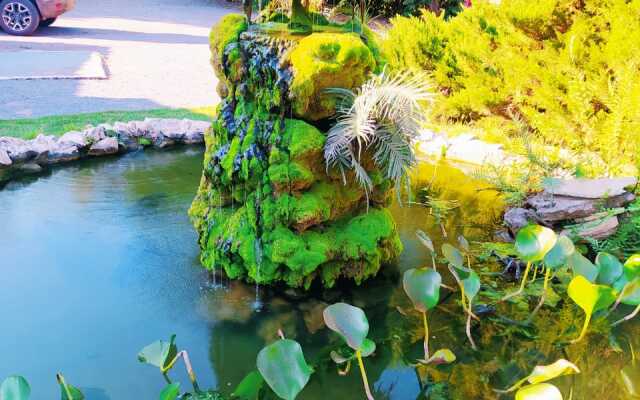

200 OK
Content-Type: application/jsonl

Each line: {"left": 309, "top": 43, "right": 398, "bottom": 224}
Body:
{"left": 462, "top": 271, "right": 481, "bottom": 302}
{"left": 323, "top": 303, "right": 370, "bottom": 351}
{"left": 232, "top": 371, "right": 264, "bottom": 400}
{"left": 568, "top": 252, "right": 599, "bottom": 283}
{"left": 403, "top": 268, "right": 442, "bottom": 313}
{"left": 138, "top": 335, "right": 178, "bottom": 372}
{"left": 515, "top": 383, "right": 562, "bottom": 400}
{"left": 613, "top": 277, "right": 640, "bottom": 306}
{"left": 596, "top": 252, "right": 623, "bottom": 285}
{"left": 1, "top": 376, "right": 31, "bottom": 400}
{"left": 458, "top": 235, "right": 470, "bottom": 252}
{"left": 568, "top": 276, "right": 616, "bottom": 342}
{"left": 424, "top": 349, "right": 456, "bottom": 365}
{"left": 526, "top": 359, "right": 580, "bottom": 384}
{"left": 515, "top": 225, "right": 557, "bottom": 262}
{"left": 257, "top": 339, "right": 313, "bottom": 400}
{"left": 544, "top": 236, "right": 575, "bottom": 269}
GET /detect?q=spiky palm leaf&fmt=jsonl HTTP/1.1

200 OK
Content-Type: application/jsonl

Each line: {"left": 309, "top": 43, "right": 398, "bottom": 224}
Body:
{"left": 324, "top": 71, "right": 433, "bottom": 198}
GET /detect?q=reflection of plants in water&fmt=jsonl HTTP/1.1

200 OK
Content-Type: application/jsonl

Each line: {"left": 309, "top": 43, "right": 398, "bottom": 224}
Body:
{"left": 413, "top": 188, "right": 460, "bottom": 238}
{"left": 0, "top": 373, "right": 84, "bottom": 400}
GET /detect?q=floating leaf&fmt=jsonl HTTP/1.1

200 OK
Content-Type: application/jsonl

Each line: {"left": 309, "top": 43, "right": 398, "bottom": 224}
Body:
{"left": 624, "top": 254, "right": 640, "bottom": 281}
{"left": 442, "top": 244, "right": 464, "bottom": 269}
{"left": 596, "top": 252, "right": 623, "bottom": 285}
{"left": 515, "top": 225, "right": 557, "bottom": 262}
{"left": 323, "top": 303, "right": 370, "bottom": 351}
{"left": 330, "top": 351, "right": 351, "bottom": 365}
{"left": 403, "top": 268, "right": 442, "bottom": 313}
{"left": 544, "top": 235, "right": 575, "bottom": 269}
{"left": 359, "top": 338, "right": 376, "bottom": 358}
{"left": 425, "top": 349, "right": 456, "bottom": 365}
{"left": 137, "top": 335, "right": 178, "bottom": 372}
{"left": 159, "top": 383, "right": 181, "bottom": 400}
{"left": 257, "top": 339, "right": 312, "bottom": 400}
{"left": 232, "top": 371, "right": 264, "bottom": 400}
{"left": 1, "top": 376, "right": 31, "bottom": 400}
{"left": 568, "top": 276, "right": 616, "bottom": 342}
{"left": 416, "top": 230, "right": 435, "bottom": 253}
{"left": 463, "top": 271, "right": 481, "bottom": 302}
{"left": 568, "top": 252, "right": 599, "bottom": 283}
{"left": 515, "top": 383, "right": 562, "bottom": 400}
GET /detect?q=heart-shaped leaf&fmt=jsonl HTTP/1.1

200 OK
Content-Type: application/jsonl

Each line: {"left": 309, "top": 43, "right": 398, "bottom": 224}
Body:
{"left": 425, "top": 349, "right": 456, "bottom": 365}
{"left": 624, "top": 254, "right": 640, "bottom": 281}
{"left": 543, "top": 235, "right": 575, "bottom": 269}
{"left": 568, "top": 252, "right": 599, "bottom": 283}
{"left": 595, "top": 252, "right": 623, "bottom": 285}
{"left": 515, "top": 225, "right": 557, "bottom": 262}
{"left": 515, "top": 383, "right": 562, "bottom": 400}
{"left": 1, "top": 376, "right": 31, "bottom": 400}
{"left": 416, "top": 230, "right": 435, "bottom": 253}
{"left": 458, "top": 235, "right": 470, "bottom": 252}
{"left": 403, "top": 268, "right": 442, "bottom": 312}
{"left": 359, "top": 338, "right": 376, "bottom": 358}
{"left": 442, "top": 244, "right": 464, "bottom": 269}
{"left": 232, "top": 370, "right": 264, "bottom": 400}
{"left": 56, "top": 374, "right": 84, "bottom": 400}
{"left": 257, "top": 339, "right": 312, "bottom": 400}
{"left": 568, "top": 276, "right": 616, "bottom": 342}
{"left": 159, "top": 383, "right": 181, "bottom": 400}
{"left": 613, "top": 277, "right": 640, "bottom": 306}
{"left": 526, "top": 359, "right": 580, "bottom": 384}
{"left": 323, "top": 303, "right": 370, "bottom": 351}
{"left": 138, "top": 335, "right": 178, "bottom": 372}
{"left": 463, "top": 271, "right": 481, "bottom": 302}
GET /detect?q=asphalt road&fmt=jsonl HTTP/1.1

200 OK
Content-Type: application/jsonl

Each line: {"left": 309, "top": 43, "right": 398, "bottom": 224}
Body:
{"left": 0, "top": 0, "right": 237, "bottom": 119}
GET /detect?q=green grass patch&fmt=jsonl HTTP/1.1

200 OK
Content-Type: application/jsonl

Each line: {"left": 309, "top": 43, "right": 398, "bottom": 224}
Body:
{"left": 0, "top": 107, "right": 216, "bottom": 140}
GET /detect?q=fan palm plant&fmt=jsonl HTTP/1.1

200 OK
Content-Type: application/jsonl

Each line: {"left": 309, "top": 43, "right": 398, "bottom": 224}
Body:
{"left": 324, "top": 71, "right": 433, "bottom": 200}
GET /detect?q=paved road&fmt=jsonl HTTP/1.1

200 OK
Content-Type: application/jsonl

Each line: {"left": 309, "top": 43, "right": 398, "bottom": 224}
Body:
{"left": 0, "top": 0, "right": 237, "bottom": 119}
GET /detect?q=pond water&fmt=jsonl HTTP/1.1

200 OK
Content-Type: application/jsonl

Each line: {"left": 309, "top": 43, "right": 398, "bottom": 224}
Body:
{"left": 1, "top": 148, "right": 638, "bottom": 399}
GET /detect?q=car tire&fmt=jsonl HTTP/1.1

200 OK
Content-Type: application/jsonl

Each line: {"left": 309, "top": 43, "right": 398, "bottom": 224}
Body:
{"left": 0, "top": 0, "right": 40, "bottom": 36}
{"left": 40, "top": 17, "right": 56, "bottom": 27}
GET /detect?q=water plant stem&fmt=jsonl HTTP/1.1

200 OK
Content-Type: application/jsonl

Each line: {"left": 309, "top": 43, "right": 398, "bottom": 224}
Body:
{"left": 502, "top": 262, "right": 532, "bottom": 302}
{"left": 166, "top": 351, "right": 200, "bottom": 392}
{"left": 466, "top": 302, "right": 477, "bottom": 351}
{"left": 356, "top": 350, "right": 374, "bottom": 400}
{"left": 431, "top": 254, "right": 437, "bottom": 270}
{"left": 527, "top": 268, "right": 551, "bottom": 323}
{"left": 422, "top": 311, "right": 430, "bottom": 360}
{"left": 612, "top": 304, "right": 640, "bottom": 327}
{"left": 572, "top": 314, "right": 592, "bottom": 343}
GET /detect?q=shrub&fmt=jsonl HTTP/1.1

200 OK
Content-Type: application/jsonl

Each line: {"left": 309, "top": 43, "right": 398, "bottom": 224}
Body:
{"left": 382, "top": 0, "right": 640, "bottom": 176}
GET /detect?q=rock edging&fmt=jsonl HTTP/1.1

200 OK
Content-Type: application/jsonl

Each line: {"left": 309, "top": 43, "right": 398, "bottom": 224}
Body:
{"left": 0, "top": 118, "right": 211, "bottom": 184}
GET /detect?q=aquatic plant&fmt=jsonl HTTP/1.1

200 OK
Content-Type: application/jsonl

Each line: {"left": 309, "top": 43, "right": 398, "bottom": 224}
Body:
{"left": 324, "top": 70, "right": 433, "bottom": 197}
{"left": 497, "top": 359, "right": 580, "bottom": 400}
{"left": 323, "top": 303, "right": 376, "bottom": 400}
{"left": 138, "top": 335, "right": 201, "bottom": 396}
{"left": 403, "top": 268, "right": 439, "bottom": 361}
{"left": 1, "top": 374, "right": 84, "bottom": 400}
{"left": 257, "top": 338, "right": 313, "bottom": 400}
{"left": 567, "top": 276, "right": 616, "bottom": 343}
{"left": 611, "top": 254, "right": 640, "bottom": 327}
{"left": 502, "top": 224, "right": 557, "bottom": 302}
{"left": 416, "top": 230, "right": 436, "bottom": 270}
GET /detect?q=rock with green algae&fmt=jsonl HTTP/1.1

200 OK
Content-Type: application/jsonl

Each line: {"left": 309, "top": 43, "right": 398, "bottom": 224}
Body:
{"left": 289, "top": 32, "right": 376, "bottom": 121}
{"left": 190, "top": 16, "right": 401, "bottom": 288}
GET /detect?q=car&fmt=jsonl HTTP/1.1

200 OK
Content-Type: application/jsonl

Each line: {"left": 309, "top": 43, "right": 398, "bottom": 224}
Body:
{"left": 0, "top": 0, "right": 75, "bottom": 36}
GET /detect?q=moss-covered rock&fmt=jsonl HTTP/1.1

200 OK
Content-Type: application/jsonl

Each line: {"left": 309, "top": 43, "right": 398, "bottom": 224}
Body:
{"left": 289, "top": 33, "right": 376, "bottom": 121}
{"left": 190, "top": 20, "right": 400, "bottom": 288}
{"left": 209, "top": 14, "right": 248, "bottom": 98}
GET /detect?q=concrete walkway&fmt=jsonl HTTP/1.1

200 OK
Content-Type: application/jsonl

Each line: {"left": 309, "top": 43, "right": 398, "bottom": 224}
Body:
{"left": 0, "top": 0, "right": 237, "bottom": 119}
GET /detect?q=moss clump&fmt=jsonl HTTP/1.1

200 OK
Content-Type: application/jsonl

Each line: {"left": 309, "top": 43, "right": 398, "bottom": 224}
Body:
{"left": 190, "top": 24, "right": 401, "bottom": 288}
{"left": 209, "top": 14, "right": 248, "bottom": 98}
{"left": 289, "top": 33, "right": 376, "bottom": 121}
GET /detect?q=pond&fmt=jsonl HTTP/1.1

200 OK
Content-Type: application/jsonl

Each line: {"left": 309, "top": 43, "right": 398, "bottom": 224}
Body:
{"left": 1, "top": 148, "right": 638, "bottom": 399}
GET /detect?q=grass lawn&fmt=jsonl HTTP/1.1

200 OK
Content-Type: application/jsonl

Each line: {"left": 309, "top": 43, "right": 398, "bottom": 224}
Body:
{"left": 0, "top": 107, "right": 216, "bottom": 140}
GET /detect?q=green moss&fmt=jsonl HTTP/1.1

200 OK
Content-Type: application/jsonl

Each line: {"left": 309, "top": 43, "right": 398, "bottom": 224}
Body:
{"left": 210, "top": 14, "right": 248, "bottom": 63}
{"left": 285, "top": 119, "right": 326, "bottom": 160}
{"left": 289, "top": 33, "right": 376, "bottom": 121}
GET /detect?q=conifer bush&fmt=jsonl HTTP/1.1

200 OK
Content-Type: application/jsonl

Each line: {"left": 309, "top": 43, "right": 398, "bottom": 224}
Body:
{"left": 382, "top": 0, "right": 640, "bottom": 176}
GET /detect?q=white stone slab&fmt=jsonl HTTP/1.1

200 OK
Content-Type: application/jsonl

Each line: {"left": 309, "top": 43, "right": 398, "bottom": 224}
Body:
{"left": 0, "top": 50, "right": 107, "bottom": 80}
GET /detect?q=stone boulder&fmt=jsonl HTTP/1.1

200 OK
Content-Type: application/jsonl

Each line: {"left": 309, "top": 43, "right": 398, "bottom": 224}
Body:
{"left": 88, "top": 137, "right": 119, "bottom": 156}
{"left": 0, "top": 149, "right": 12, "bottom": 167}
{"left": 544, "top": 177, "right": 637, "bottom": 199}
